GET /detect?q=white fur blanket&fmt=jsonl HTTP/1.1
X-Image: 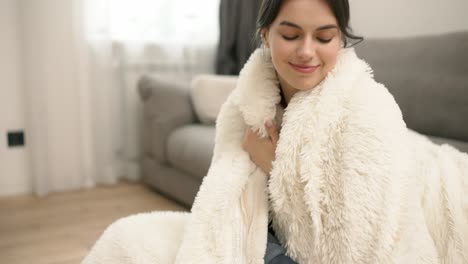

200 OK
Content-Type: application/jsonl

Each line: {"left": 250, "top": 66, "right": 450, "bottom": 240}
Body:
{"left": 82, "top": 48, "right": 468, "bottom": 264}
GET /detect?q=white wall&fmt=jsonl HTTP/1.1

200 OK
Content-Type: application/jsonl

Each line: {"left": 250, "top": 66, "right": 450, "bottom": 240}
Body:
{"left": 350, "top": 0, "right": 468, "bottom": 38}
{"left": 0, "top": 0, "right": 31, "bottom": 196}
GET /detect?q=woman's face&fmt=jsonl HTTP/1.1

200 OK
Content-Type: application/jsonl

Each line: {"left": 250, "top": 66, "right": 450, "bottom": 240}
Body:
{"left": 263, "top": 0, "right": 342, "bottom": 92}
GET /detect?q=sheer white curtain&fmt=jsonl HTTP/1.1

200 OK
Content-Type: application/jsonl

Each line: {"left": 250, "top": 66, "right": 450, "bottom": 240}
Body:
{"left": 110, "top": 0, "right": 219, "bottom": 77}
{"left": 106, "top": 0, "right": 220, "bottom": 183}
{"left": 21, "top": 0, "right": 118, "bottom": 196}
{"left": 22, "top": 0, "right": 219, "bottom": 195}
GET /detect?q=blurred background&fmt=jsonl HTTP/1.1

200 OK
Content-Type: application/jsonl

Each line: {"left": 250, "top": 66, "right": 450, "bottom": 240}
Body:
{"left": 0, "top": 0, "right": 467, "bottom": 263}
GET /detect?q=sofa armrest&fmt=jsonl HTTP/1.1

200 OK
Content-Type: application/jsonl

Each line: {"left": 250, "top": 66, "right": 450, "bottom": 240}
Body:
{"left": 138, "top": 75, "right": 196, "bottom": 164}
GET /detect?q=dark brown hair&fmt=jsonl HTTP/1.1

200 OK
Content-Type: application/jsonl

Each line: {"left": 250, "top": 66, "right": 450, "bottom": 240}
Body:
{"left": 255, "top": 0, "right": 363, "bottom": 47}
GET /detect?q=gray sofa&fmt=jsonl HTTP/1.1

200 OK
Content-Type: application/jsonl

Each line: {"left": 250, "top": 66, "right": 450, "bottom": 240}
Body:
{"left": 138, "top": 32, "right": 468, "bottom": 207}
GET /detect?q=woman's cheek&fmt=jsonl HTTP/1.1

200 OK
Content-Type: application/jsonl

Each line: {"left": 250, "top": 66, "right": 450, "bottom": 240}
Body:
{"left": 272, "top": 38, "right": 290, "bottom": 57}
{"left": 322, "top": 43, "right": 340, "bottom": 70}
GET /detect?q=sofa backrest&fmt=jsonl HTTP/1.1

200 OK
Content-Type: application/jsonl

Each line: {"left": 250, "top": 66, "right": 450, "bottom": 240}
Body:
{"left": 355, "top": 31, "right": 468, "bottom": 142}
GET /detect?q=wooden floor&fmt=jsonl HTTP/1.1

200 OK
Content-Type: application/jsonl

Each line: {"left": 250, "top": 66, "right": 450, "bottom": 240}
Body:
{"left": 0, "top": 182, "right": 187, "bottom": 264}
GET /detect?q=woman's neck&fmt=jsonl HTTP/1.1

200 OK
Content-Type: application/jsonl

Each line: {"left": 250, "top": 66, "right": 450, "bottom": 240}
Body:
{"left": 278, "top": 77, "right": 298, "bottom": 108}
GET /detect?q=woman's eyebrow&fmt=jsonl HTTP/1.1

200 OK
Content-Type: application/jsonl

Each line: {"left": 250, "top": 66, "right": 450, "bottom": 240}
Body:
{"left": 279, "top": 20, "right": 338, "bottom": 31}
{"left": 279, "top": 20, "right": 302, "bottom": 30}
{"left": 316, "top": 24, "right": 338, "bottom": 31}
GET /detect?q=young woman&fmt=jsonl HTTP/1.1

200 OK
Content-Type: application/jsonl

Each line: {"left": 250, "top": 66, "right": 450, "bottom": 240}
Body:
{"left": 243, "top": 0, "right": 362, "bottom": 189}
{"left": 244, "top": 1, "right": 363, "bottom": 262}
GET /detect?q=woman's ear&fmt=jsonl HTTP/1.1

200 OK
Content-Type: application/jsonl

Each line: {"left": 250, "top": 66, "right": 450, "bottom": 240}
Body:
{"left": 261, "top": 28, "right": 270, "bottom": 48}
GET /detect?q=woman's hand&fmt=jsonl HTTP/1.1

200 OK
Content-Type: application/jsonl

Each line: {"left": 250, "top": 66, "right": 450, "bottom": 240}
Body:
{"left": 242, "top": 121, "right": 279, "bottom": 175}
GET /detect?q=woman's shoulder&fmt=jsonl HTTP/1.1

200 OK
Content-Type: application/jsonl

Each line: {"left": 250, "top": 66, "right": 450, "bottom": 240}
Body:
{"left": 345, "top": 75, "right": 406, "bottom": 132}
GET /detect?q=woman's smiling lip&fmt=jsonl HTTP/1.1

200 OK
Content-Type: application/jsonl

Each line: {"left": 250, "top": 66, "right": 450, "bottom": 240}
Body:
{"left": 289, "top": 62, "right": 320, "bottom": 73}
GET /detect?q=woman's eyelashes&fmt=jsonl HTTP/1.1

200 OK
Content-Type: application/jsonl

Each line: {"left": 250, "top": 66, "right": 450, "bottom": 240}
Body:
{"left": 282, "top": 35, "right": 298, "bottom": 41}
{"left": 281, "top": 35, "right": 333, "bottom": 43}
{"left": 317, "top": 37, "right": 332, "bottom": 43}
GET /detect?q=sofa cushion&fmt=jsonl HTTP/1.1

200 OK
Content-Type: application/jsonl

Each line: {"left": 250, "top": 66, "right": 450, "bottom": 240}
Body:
{"left": 355, "top": 32, "right": 468, "bottom": 142}
{"left": 139, "top": 75, "right": 195, "bottom": 163}
{"left": 167, "top": 125, "right": 215, "bottom": 180}
{"left": 190, "top": 74, "right": 237, "bottom": 125}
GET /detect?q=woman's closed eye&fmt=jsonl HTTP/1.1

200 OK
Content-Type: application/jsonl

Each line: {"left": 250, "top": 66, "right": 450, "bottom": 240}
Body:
{"left": 281, "top": 35, "right": 334, "bottom": 43}
{"left": 316, "top": 31, "right": 336, "bottom": 43}
{"left": 282, "top": 35, "right": 299, "bottom": 41}
{"left": 317, "top": 37, "right": 333, "bottom": 43}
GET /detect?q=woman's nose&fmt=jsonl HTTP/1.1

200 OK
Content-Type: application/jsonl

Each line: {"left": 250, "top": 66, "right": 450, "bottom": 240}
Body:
{"left": 297, "top": 37, "right": 315, "bottom": 60}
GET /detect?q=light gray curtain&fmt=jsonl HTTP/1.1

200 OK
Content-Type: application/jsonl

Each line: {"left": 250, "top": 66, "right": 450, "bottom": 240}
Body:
{"left": 216, "top": 0, "right": 262, "bottom": 75}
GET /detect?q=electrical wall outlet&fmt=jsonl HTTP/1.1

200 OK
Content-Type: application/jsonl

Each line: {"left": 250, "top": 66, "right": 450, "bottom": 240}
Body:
{"left": 7, "top": 130, "right": 25, "bottom": 147}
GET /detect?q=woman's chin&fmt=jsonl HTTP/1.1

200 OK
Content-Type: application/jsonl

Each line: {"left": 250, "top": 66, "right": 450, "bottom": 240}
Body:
{"left": 291, "top": 79, "right": 321, "bottom": 91}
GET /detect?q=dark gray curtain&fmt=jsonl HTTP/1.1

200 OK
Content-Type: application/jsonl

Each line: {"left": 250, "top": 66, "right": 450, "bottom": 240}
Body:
{"left": 216, "top": 0, "right": 262, "bottom": 75}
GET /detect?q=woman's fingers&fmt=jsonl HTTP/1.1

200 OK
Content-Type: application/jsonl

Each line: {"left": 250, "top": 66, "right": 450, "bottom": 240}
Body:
{"left": 243, "top": 122, "right": 279, "bottom": 149}
{"left": 265, "top": 120, "right": 279, "bottom": 146}
{"left": 242, "top": 128, "right": 255, "bottom": 149}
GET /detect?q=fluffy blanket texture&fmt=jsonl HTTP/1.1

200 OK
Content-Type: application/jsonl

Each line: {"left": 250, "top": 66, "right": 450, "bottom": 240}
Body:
{"left": 82, "top": 48, "right": 468, "bottom": 264}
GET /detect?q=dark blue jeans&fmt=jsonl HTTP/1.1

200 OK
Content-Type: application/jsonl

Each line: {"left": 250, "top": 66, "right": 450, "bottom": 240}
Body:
{"left": 264, "top": 232, "right": 297, "bottom": 264}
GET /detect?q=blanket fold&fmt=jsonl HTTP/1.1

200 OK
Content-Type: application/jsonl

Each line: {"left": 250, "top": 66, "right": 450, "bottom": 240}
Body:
{"left": 83, "top": 48, "right": 468, "bottom": 264}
